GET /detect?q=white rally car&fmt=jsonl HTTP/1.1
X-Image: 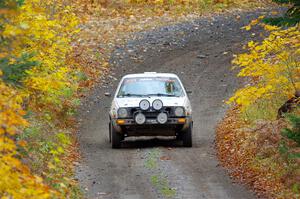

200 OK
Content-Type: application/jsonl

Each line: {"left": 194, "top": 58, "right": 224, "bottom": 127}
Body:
{"left": 109, "top": 72, "right": 193, "bottom": 148}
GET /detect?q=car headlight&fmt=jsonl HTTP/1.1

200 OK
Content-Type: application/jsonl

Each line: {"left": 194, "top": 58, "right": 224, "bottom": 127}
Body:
{"left": 117, "top": 108, "right": 128, "bottom": 118}
{"left": 135, "top": 112, "right": 146, "bottom": 125}
{"left": 174, "top": 107, "right": 185, "bottom": 117}
{"left": 139, "top": 99, "right": 150, "bottom": 111}
{"left": 152, "top": 99, "right": 163, "bottom": 110}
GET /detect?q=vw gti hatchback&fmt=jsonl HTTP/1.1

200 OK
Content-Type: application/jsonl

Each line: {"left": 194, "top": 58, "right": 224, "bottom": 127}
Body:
{"left": 109, "top": 72, "right": 193, "bottom": 148}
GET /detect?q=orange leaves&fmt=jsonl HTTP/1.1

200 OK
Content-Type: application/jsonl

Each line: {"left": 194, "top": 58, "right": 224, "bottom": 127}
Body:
{"left": 216, "top": 109, "right": 294, "bottom": 198}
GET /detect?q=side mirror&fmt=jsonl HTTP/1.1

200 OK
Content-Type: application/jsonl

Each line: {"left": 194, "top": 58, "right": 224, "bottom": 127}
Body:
{"left": 186, "top": 90, "right": 192, "bottom": 95}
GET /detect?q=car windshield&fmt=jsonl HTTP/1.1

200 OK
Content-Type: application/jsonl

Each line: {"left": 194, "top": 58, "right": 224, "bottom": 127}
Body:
{"left": 117, "top": 77, "right": 184, "bottom": 98}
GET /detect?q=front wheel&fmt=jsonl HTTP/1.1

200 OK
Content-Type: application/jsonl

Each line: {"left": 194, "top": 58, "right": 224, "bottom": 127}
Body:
{"left": 182, "top": 123, "right": 193, "bottom": 147}
{"left": 109, "top": 122, "right": 112, "bottom": 143}
{"left": 111, "top": 122, "right": 123, "bottom": 149}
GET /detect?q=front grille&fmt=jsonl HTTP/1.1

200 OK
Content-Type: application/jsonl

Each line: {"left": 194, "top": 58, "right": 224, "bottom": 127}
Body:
{"left": 143, "top": 111, "right": 160, "bottom": 118}
{"left": 130, "top": 107, "right": 171, "bottom": 118}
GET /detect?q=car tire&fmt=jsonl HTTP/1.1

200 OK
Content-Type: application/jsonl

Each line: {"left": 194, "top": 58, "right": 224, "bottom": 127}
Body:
{"left": 182, "top": 123, "right": 192, "bottom": 147}
{"left": 109, "top": 121, "right": 112, "bottom": 143}
{"left": 111, "top": 122, "right": 122, "bottom": 149}
{"left": 176, "top": 130, "right": 183, "bottom": 140}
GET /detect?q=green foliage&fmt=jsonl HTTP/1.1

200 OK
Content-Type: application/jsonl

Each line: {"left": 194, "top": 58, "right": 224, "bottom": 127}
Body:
{"left": 282, "top": 114, "right": 300, "bottom": 145}
{"left": 273, "top": 0, "right": 298, "bottom": 4}
{"left": 264, "top": 0, "right": 300, "bottom": 26}
{"left": 279, "top": 140, "right": 289, "bottom": 154}
{"left": 144, "top": 149, "right": 160, "bottom": 169}
{"left": 0, "top": 0, "right": 18, "bottom": 9}
{"left": 242, "top": 97, "right": 284, "bottom": 122}
{"left": 150, "top": 175, "right": 176, "bottom": 198}
{"left": 292, "top": 183, "right": 300, "bottom": 194}
{"left": 19, "top": 126, "right": 40, "bottom": 140}
{"left": 0, "top": 53, "right": 39, "bottom": 85}
{"left": 279, "top": 114, "right": 300, "bottom": 171}
{"left": 74, "top": 71, "right": 88, "bottom": 81}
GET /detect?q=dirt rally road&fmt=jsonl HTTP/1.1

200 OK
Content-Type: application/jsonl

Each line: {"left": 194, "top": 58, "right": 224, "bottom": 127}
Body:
{"left": 76, "top": 10, "right": 274, "bottom": 199}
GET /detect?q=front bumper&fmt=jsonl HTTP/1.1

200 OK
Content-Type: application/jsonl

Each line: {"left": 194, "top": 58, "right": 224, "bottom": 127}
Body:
{"left": 111, "top": 116, "right": 192, "bottom": 136}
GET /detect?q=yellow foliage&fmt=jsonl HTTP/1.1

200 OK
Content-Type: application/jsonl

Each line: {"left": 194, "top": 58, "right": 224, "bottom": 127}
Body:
{"left": 3, "top": 0, "right": 79, "bottom": 105}
{"left": 0, "top": 80, "right": 57, "bottom": 198}
{"left": 228, "top": 24, "right": 300, "bottom": 113}
{"left": 0, "top": 0, "right": 80, "bottom": 197}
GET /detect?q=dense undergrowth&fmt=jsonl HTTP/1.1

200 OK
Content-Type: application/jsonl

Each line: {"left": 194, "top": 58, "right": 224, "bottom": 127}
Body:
{"left": 0, "top": 0, "right": 81, "bottom": 198}
{"left": 0, "top": 0, "right": 271, "bottom": 198}
{"left": 216, "top": 1, "right": 300, "bottom": 198}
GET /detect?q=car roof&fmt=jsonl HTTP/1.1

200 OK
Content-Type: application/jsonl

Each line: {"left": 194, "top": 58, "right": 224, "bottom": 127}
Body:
{"left": 122, "top": 72, "right": 179, "bottom": 79}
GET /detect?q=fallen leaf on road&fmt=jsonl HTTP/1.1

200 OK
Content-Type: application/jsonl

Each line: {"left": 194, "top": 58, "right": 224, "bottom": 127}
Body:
{"left": 160, "top": 156, "right": 171, "bottom": 161}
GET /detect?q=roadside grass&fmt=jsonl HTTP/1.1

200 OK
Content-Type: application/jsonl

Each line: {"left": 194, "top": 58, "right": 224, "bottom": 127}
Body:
{"left": 151, "top": 175, "right": 176, "bottom": 198}
{"left": 145, "top": 148, "right": 160, "bottom": 169}
{"left": 145, "top": 149, "right": 176, "bottom": 198}
{"left": 242, "top": 96, "right": 287, "bottom": 122}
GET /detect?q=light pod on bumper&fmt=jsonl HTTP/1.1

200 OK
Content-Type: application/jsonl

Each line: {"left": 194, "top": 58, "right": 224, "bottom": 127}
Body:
{"left": 174, "top": 107, "right": 185, "bottom": 117}
{"left": 139, "top": 99, "right": 150, "bottom": 111}
{"left": 135, "top": 112, "right": 146, "bottom": 125}
{"left": 157, "top": 112, "right": 168, "bottom": 124}
{"left": 152, "top": 99, "right": 163, "bottom": 110}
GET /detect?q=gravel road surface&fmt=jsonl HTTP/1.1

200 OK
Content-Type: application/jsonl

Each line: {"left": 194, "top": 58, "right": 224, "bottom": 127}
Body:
{"left": 76, "top": 9, "right": 277, "bottom": 199}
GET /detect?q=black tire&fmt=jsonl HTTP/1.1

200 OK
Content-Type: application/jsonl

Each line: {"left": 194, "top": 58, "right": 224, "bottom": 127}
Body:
{"left": 109, "top": 121, "right": 112, "bottom": 143}
{"left": 176, "top": 130, "right": 183, "bottom": 140}
{"left": 111, "top": 122, "right": 122, "bottom": 148}
{"left": 182, "top": 123, "right": 192, "bottom": 147}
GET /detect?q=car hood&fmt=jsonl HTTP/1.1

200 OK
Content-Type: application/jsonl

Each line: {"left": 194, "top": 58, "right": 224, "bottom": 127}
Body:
{"left": 115, "top": 97, "right": 186, "bottom": 108}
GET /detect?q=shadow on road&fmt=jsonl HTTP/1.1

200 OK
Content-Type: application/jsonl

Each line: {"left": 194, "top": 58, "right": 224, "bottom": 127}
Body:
{"left": 120, "top": 137, "right": 183, "bottom": 148}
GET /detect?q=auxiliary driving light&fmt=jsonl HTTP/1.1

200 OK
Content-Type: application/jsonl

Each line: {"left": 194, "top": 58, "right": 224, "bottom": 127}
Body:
{"left": 135, "top": 112, "right": 146, "bottom": 125}
{"left": 152, "top": 99, "right": 163, "bottom": 110}
{"left": 157, "top": 112, "right": 168, "bottom": 124}
{"left": 139, "top": 99, "right": 150, "bottom": 111}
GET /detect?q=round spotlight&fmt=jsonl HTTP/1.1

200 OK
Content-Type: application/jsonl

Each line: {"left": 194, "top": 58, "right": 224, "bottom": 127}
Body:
{"left": 157, "top": 112, "right": 168, "bottom": 124}
{"left": 152, "top": 99, "right": 163, "bottom": 110}
{"left": 174, "top": 107, "right": 185, "bottom": 117}
{"left": 139, "top": 99, "right": 150, "bottom": 111}
{"left": 117, "top": 108, "right": 128, "bottom": 118}
{"left": 135, "top": 113, "right": 146, "bottom": 125}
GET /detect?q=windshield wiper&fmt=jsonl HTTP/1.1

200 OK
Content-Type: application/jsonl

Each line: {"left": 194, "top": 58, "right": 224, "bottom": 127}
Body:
{"left": 118, "top": 93, "right": 145, "bottom": 97}
{"left": 146, "top": 93, "right": 177, "bottom": 97}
